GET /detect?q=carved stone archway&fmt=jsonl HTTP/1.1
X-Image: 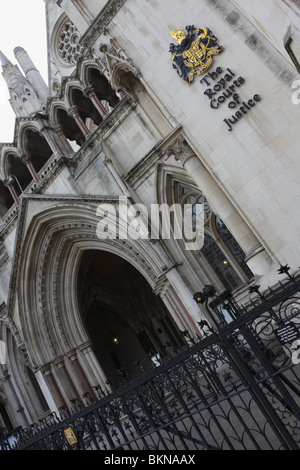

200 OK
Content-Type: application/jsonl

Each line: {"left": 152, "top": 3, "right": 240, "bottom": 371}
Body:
{"left": 12, "top": 196, "right": 204, "bottom": 408}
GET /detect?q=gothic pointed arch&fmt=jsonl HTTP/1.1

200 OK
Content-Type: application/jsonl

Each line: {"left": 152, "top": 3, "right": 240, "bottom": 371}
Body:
{"left": 77, "top": 58, "right": 102, "bottom": 88}
{"left": 49, "top": 100, "right": 85, "bottom": 147}
{"left": 77, "top": 249, "right": 185, "bottom": 382}
{"left": 155, "top": 161, "right": 253, "bottom": 293}
{"left": 3, "top": 151, "right": 33, "bottom": 194}
{"left": 88, "top": 67, "right": 119, "bottom": 106}
{"left": 61, "top": 78, "right": 82, "bottom": 109}
{"left": 95, "top": 36, "right": 140, "bottom": 96}
{"left": 114, "top": 67, "right": 144, "bottom": 98}
{"left": 14, "top": 199, "right": 187, "bottom": 371}
{"left": 0, "top": 146, "right": 19, "bottom": 180}
{"left": 0, "top": 147, "right": 23, "bottom": 214}
{"left": 69, "top": 85, "right": 102, "bottom": 128}
{"left": 17, "top": 123, "right": 53, "bottom": 174}
{"left": 77, "top": 59, "right": 120, "bottom": 109}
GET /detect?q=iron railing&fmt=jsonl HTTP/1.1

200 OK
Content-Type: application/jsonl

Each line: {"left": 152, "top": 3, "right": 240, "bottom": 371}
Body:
{"left": 1, "top": 266, "right": 300, "bottom": 450}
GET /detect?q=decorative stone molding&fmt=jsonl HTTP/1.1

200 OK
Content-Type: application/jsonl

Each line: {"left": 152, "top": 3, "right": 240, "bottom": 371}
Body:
{"left": 72, "top": 95, "right": 135, "bottom": 171}
{"left": 97, "top": 36, "right": 139, "bottom": 89}
{"left": 20, "top": 153, "right": 32, "bottom": 165}
{"left": 80, "top": 0, "right": 128, "bottom": 48}
{"left": 38, "top": 228, "right": 162, "bottom": 360}
{"left": 0, "top": 304, "right": 36, "bottom": 369}
{"left": 5, "top": 195, "right": 170, "bottom": 367}
{"left": 165, "top": 135, "right": 196, "bottom": 166}
{"left": 124, "top": 126, "right": 182, "bottom": 189}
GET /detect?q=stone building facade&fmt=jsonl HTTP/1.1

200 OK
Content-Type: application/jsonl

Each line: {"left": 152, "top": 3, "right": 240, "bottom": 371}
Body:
{"left": 0, "top": 0, "right": 299, "bottom": 430}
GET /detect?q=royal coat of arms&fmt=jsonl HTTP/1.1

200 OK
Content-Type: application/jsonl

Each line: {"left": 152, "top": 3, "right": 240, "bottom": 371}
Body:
{"left": 169, "top": 25, "right": 223, "bottom": 85}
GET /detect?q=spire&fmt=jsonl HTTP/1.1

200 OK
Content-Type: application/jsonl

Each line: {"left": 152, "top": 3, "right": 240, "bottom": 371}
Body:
{"left": 0, "top": 50, "right": 11, "bottom": 67}
{"left": 0, "top": 48, "right": 47, "bottom": 118}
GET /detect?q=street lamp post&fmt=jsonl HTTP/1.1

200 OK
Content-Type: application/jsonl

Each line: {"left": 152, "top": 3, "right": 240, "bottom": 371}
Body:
{"left": 193, "top": 284, "right": 242, "bottom": 330}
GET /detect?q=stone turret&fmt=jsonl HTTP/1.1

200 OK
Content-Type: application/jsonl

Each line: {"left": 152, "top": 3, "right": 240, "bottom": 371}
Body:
{"left": 0, "top": 51, "right": 10, "bottom": 67}
{"left": 13, "top": 46, "right": 49, "bottom": 104}
{"left": 0, "top": 48, "right": 48, "bottom": 117}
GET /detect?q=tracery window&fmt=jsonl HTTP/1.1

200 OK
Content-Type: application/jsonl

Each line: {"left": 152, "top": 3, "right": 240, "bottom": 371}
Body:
{"left": 181, "top": 188, "right": 253, "bottom": 291}
{"left": 57, "top": 18, "right": 88, "bottom": 65}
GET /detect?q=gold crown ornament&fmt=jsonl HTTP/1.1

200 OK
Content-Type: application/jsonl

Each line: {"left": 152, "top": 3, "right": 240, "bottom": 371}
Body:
{"left": 170, "top": 28, "right": 186, "bottom": 44}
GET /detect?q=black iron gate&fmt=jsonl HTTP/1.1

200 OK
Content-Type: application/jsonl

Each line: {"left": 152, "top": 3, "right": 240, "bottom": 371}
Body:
{"left": 2, "top": 266, "right": 300, "bottom": 450}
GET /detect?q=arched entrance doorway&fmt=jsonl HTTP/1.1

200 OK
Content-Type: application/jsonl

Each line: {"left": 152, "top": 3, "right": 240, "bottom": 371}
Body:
{"left": 77, "top": 250, "right": 184, "bottom": 384}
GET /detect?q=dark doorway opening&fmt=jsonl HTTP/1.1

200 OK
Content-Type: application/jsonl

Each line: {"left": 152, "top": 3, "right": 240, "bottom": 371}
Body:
{"left": 78, "top": 250, "right": 183, "bottom": 384}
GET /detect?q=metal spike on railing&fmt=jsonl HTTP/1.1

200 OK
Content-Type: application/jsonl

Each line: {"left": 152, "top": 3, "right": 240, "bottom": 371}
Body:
{"left": 180, "top": 329, "right": 189, "bottom": 338}
{"left": 250, "top": 285, "right": 266, "bottom": 300}
{"left": 50, "top": 411, "right": 60, "bottom": 423}
{"left": 104, "top": 378, "right": 115, "bottom": 393}
{"left": 93, "top": 384, "right": 104, "bottom": 398}
{"left": 38, "top": 417, "right": 46, "bottom": 426}
{"left": 240, "top": 303, "right": 248, "bottom": 315}
{"left": 118, "top": 367, "right": 129, "bottom": 383}
{"left": 278, "top": 264, "right": 295, "bottom": 281}
{"left": 59, "top": 405, "right": 69, "bottom": 419}
{"left": 82, "top": 391, "right": 93, "bottom": 405}
{"left": 133, "top": 359, "right": 146, "bottom": 373}
{"left": 180, "top": 329, "right": 196, "bottom": 344}
{"left": 70, "top": 397, "right": 83, "bottom": 411}
{"left": 197, "top": 320, "right": 214, "bottom": 336}
{"left": 268, "top": 285, "right": 275, "bottom": 294}
{"left": 249, "top": 296, "right": 257, "bottom": 308}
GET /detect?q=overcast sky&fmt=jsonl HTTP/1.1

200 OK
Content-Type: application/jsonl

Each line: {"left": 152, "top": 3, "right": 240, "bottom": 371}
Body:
{"left": 0, "top": 1, "right": 48, "bottom": 142}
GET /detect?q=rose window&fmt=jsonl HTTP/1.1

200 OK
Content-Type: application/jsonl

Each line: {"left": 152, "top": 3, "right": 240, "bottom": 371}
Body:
{"left": 57, "top": 19, "right": 88, "bottom": 65}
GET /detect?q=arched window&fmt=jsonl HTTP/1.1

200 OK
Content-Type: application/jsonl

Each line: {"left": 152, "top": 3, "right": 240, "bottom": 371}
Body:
{"left": 57, "top": 18, "right": 88, "bottom": 65}
{"left": 5, "top": 154, "right": 32, "bottom": 194}
{"left": 181, "top": 188, "right": 253, "bottom": 291}
{"left": 25, "top": 129, "right": 53, "bottom": 173}
{"left": 70, "top": 87, "right": 102, "bottom": 132}
{"left": 86, "top": 67, "right": 120, "bottom": 109}
{"left": 56, "top": 107, "right": 86, "bottom": 147}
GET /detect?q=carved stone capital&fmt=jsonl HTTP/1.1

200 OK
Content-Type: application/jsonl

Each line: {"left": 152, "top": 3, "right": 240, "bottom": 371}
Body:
{"left": 3, "top": 177, "right": 13, "bottom": 188}
{"left": 67, "top": 106, "right": 80, "bottom": 118}
{"left": 166, "top": 136, "right": 196, "bottom": 165}
{"left": 21, "top": 153, "right": 32, "bottom": 165}
{"left": 83, "top": 86, "right": 95, "bottom": 98}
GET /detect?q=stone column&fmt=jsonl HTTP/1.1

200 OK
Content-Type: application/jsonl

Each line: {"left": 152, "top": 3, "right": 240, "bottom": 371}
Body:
{"left": 68, "top": 106, "right": 91, "bottom": 139}
{"left": 151, "top": 239, "right": 206, "bottom": 332}
{"left": 43, "top": 368, "right": 66, "bottom": 409}
{"left": 84, "top": 86, "right": 107, "bottom": 118}
{"left": 53, "top": 358, "right": 78, "bottom": 401}
{"left": 4, "top": 179, "right": 19, "bottom": 204}
{"left": 52, "top": 125, "right": 75, "bottom": 156}
{"left": 34, "top": 369, "right": 59, "bottom": 415}
{"left": 21, "top": 154, "right": 39, "bottom": 181}
{"left": 13, "top": 46, "right": 48, "bottom": 104}
{"left": 37, "top": 122, "right": 65, "bottom": 159}
{"left": 68, "top": 351, "right": 96, "bottom": 399}
{"left": 167, "top": 137, "right": 274, "bottom": 277}
{"left": 165, "top": 267, "right": 206, "bottom": 332}
{"left": 3, "top": 370, "right": 30, "bottom": 428}
{"left": 78, "top": 343, "right": 107, "bottom": 389}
